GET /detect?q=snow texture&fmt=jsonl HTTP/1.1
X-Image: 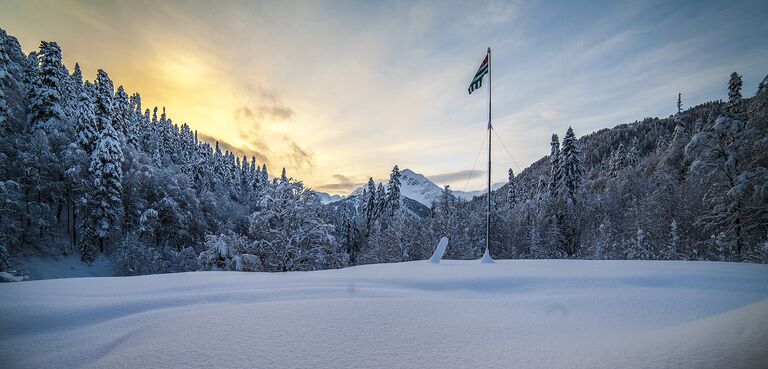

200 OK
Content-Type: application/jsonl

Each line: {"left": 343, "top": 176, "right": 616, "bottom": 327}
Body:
{"left": 429, "top": 236, "right": 448, "bottom": 263}
{"left": 1, "top": 260, "right": 767, "bottom": 369}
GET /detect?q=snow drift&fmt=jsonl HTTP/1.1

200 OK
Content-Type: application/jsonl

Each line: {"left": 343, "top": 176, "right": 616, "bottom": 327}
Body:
{"left": 1, "top": 260, "right": 767, "bottom": 369}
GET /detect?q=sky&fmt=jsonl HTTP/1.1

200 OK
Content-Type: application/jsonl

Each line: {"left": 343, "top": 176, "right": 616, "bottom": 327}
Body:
{"left": 1, "top": 0, "right": 767, "bottom": 194}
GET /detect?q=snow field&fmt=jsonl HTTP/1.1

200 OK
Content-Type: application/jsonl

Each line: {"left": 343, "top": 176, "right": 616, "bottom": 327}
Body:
{"left": 1, "top": 260, "right": 767, "bottom": 368}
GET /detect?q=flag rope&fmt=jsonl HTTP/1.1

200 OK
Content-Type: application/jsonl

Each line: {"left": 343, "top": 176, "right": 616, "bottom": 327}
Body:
{"left": 492, "top": 127, "right": 522, "bottom": 172}
{"left": 462, "top": 128, "right": 488, "bottom": 193}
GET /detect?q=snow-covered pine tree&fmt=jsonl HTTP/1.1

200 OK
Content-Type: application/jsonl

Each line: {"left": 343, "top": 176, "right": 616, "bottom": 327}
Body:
{"left": 507, "top": 168, "right": 517, "bottom": 208}
{"left": 628, "top": 228, "right": 653, "bottom": 260}
{"left": 608, "top": 142, "right": 626, "bottom": 177}
{"left": 75, "top": 90, "right": 98, "bottom": 154}
{"left": 535, "top": 175, "right": 548, "bottom": 204}
{"left": 94, "top": 70, "right": 113, "bottom": 131}
{"left": 593, "top": 221, "right": 611, "bottom": 260}
{"left": 27, "top": 41, "right": 65, "bottom": 132}
{"left": 677, "top": 92, "right": 683, "bottom": 114}
{"left": 364, "top": 177, "right": 377, "bottom": 232}
{"left": 261, "top": 164, "right": 269, "bottom": 183}
{"left": 686, "top": 115, "right": 747, "bottom": 258}
{"left": 433, "top": 185, "right": 455, "bottom": 241}
{"left": 112, "top": 85, "right": 130, "bottom": 143}
{"left": 89, "top": 80, "right": 124, "bottom": 252}
{"left": 385, "top": 165, "right": 401, "bottom": 216}
{"left": 126, "top": 93, "right": 142, "bottom": 149}
{"left": 375, "top": 182, "right": 386, "bottom": 216}
{"left": 527, "top": 225, "right": 544, "bottom": 259}
{"left": 558, "top": 126, "right": 583, "bottom": 201}
{"left": 661, "top": 219, "right": 681, "bottom": 260}
{"left": 71, "top": 63, "right": 83, "bottom": 87}
{"left": 625, "top": 139, "right": 640, "bottom": 168}
{"left": 727, "top": 72, "right": 742, "bottom": 117}
{"left": 549, "top": 133, "right": 560, "bottom": 196}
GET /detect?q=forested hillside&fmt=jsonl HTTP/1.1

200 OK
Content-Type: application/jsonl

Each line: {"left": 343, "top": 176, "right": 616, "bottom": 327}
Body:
{"left": 1, "top": 28, "right": 766, "bottom": 280}
{"left": 479, "top": 83, "right": 768, "bottom": 262}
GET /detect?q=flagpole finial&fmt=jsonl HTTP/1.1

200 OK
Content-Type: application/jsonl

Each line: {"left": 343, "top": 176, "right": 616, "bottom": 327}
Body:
{"left": 487, "top": 47, "right": 491, "bottom": 53}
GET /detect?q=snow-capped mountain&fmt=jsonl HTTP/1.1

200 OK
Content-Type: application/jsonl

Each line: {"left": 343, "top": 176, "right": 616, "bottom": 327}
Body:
{"left": 351, "top": 168, "right": 504, "bottom": 207}
{"left": 313, "top": 191, "right": 343, "bottom": 205}
{"left": 351, "top": 169, "right": 441, "bottom": 207}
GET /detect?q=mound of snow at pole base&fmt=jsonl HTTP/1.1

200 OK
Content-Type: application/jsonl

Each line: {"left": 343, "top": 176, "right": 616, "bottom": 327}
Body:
{"left": 1, "top": 260, "right": 767, "bottom": 369}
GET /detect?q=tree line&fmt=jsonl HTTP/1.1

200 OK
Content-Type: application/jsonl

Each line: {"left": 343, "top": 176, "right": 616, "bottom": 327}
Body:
{"left": 1, "top": 28, "right": 766, "bottom": 278}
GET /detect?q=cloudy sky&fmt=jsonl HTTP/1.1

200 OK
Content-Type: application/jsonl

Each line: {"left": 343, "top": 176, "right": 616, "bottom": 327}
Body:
{"left": 2, "top": 0, "right": 766, "bottom": 193}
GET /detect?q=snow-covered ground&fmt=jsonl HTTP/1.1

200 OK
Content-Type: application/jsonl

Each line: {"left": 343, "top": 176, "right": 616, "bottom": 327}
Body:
{"left": 1, "top": 260, "right": 767, "bottom": 368}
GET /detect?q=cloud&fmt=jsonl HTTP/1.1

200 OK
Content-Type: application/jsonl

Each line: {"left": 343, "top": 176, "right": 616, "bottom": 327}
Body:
{"left": 256, "top": 105, "right": 294, "bottom": 120}
{"left": 313, "top": 174, "right": 366, "bottom": 193}
{"left": 234, "top": 106, "right": 255, "bottom": 119}
{"left": 234, "top": 104, "right": 294, "bottom": 123}
{"left": 284, "top": 141, "right": 314, "bottom": 170}
{"left": 196, "top": 132, "right": 269, "bottom": 165}
{"left": 427, "top": 169, "right": 486, "bottom": 184}
{"left": 234, "top": 106, "right": 315, "bottom": 171}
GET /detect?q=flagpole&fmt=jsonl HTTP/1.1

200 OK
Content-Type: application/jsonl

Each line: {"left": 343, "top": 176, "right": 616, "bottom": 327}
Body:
{"left": 486, "top": 46, "right": 492, "bottom": 258}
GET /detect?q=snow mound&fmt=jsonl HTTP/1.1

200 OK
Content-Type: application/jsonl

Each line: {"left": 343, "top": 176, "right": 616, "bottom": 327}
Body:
{"left": 1, "top": 260, "right": 767, "bottom": 368}
{"left": 429, "top": 237, "right": 448, "bottom": 263}
{"left": 479, "top": 248, "right": 495, "bottom": 263}
{"left": 0, "top": 271, "right": 25, "bottom": 282}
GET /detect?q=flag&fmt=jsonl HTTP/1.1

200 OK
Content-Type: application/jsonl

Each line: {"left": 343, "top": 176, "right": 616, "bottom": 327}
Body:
{"left": 468, "top": 51, "right": 489, "bottom": 94}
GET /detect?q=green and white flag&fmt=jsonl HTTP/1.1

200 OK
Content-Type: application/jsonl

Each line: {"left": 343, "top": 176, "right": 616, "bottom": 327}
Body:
{"left": 468, "top": 51, "right": 489, "bottom": 94}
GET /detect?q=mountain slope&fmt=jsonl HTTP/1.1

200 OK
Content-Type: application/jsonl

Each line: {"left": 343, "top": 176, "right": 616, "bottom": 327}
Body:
{"left": 351, "top": 168, "right": 503, "bottom": 207}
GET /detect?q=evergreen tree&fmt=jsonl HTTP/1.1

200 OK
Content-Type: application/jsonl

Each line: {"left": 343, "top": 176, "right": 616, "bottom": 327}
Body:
{"left": 75, "top": 91, "right": 98, "bottom": 154}
{"left": 89, "top": 109, "right": 124, "bottom": 251}
{"left": 375, "top": 182, "right": 385, "bottom": 213}
{"left": 364, "top": 177, "right": 377, "bottom": 232}
{"left": 608, "top": 143, "right": 625, "bottom": 177}
{"left": 527, "top": 225, "right": 544, "bottom": 259}
{"left": 727, "top": 72, "right": 742, "bottom": 117}
{"left": 507, "top": 168, "right": 517, "bottom": 208}
{"left": 548, "top": 133, "right": 560, "bottom": 196}
{"left": 27, "top": 41, "right": 64, "bottom": 132}
{"left": 94, "top": 70, "right": 113, "bottom": 132}
{"left": 686, "top": 114, "right": 748, "bottom": 259}
{"left": 677, "top": 92, "right": 682, "bottom": 114}
{"left": 625, "top": 139, "right": 640, "bottom": 168}
{"left": 593, "top": 221, "right": 611, "bottom": 260}
{"left": 628, "top": 228, "right": 653, "bottom": 260}
{"left": 385, "top": 165, "right": 401, "bottom": 215}
{"left": 558, "top": 126, "right": 583, "bottom": 201}
{"left": 661, "top": 219, "right": 681, "bottom": 260}
{"left": 112, "top": 85, "right": 130, "bottom": 142}
{"left": 261, "top": 164, "right": 269, "bottom": 183}
{"left": 126, "top": 93, "right": 142, "bottom": 148}
{"left": 71, "top": 63, "right": 83, "bottom": 87}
